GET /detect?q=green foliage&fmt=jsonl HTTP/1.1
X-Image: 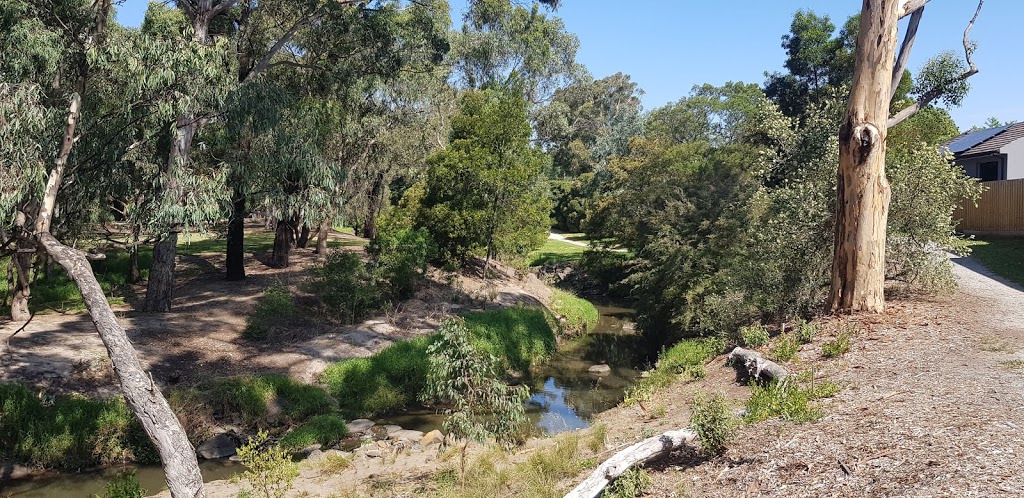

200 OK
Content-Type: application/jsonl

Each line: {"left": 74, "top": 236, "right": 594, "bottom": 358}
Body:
{"left": 0, "top": 384, "right": 156, "bottom": 469}
{"left": 795, "top": 320, "right": 817, "bottom": 344}
{"left": 235, "top": 430, "right": 299, "bottom": 498}
{"left": 417, "top": 89, "right": 552, "bottom": 265}
{"left": 305, "top": 251, "right": 384, "bottom": 324}
{"left": 200, "top": 375, "right": 336, "bottom": 427}
{"left": 320, "top": 336, "right": 432, "bottom": 417}
{"left": 624, "top": 338, "right": 723, "bottom": 406}
{"left": 548, "top": 288, "right": 599, "bottom": 336}
{"left": 577, "top": 249, "right": 632, "bottom": 297}
{"left": 101, "top": 471, "right": 145, "bottom": 498}
{"left": 462, "top": 308, "right": 556, "bottom": 373}
{"left": 744, "top": 380, "right": 821, "bottom": 424}
{"left": 770, "top": 334, "right": 799, "bottom": 362}
{"left": 738, "top": 325, "right": 770, "bottom": 348}
{"left": 604, "top": 467, "right": 652, "bottom": 498}
{"left": 367, "top": 226, "right": 437, "bottom": 300}
{"left": 821, "top": 331, "right": 851, "bottom": 358}
{"left": 244, "top": 283, "right": 297, "bottom": 341}
{"left": 278, "top": 415, "right": 350, "bottom": 451}
{"left": 422, "top": 318, "right": 529, "bottom": 450}
{"left": 690, "top": 392, "right": 735, "bottom": 456}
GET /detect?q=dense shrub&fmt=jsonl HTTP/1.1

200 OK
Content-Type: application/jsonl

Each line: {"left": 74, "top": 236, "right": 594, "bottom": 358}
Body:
{"left": 0, "top": 384, "right": 156, "bottom": 469}
{"left": 305, "top": 251, "right": 383, "bottom": 324}
{"left": 550, "top": 174, "right": 598, "bottom": 233}
{"left": 689, "top": 392, "right": 735, "bottom": 456}
{"left": 320, "top": 336, "right": 433, "bottom": 417}
{"left": 367, "top": 226, "right": 436, "bottom": 300}
{"left": 577, "top": 249, "right": 632, "bottom": 297}
{"left": 738, "top": 324, "right": 770, "bottom": 348}
{"left": 244, "top": 283, "right": 297, "bottom": 341}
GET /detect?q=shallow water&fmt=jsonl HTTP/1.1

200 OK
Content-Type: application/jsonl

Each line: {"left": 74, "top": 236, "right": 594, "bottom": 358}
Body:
{"left": 5, "top": 303, "right": 647, "bottom": 496}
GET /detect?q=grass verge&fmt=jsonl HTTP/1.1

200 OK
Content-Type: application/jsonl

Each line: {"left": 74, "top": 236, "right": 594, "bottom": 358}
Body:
{"left": 963, "top": 236, "right": 1024, "bottom": 287}
{"left": 527, "top": 239, "right": 586, "bottom": 266}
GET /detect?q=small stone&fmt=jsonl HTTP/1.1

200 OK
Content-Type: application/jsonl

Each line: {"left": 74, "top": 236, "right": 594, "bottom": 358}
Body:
{"left": 588, "top": 364, "right": 611, "bottom": 375}
{"left": 640, "top": 370, "right": 651, "bottom": 378}
{"left": 390, "top": 429, "right": 425, "bottom": 442}
{"left": 375, "top": 440, "right": 389, "bottom": 449}
{"left": 299, "top": 444, "right": 322, "bottom": 456}
{"left": 383, "top": 425, "right": 403, "bottom": 435}
{"left": 197, "top": 433, "right": 238, "bottom": 459}
{"left": 347, "top": 419, "right": 375, "bottom": 433}
{"left": 365, "top": 449, "right": 382, "bottom": 458}
{"left": 229, "top": 455, "right": 243, "bottom": 462}
{"left": 305, "top": 449, "right": 325, "bottom": 461}
{"left": 420, "top": 430, "right": 444, "bottom": 446}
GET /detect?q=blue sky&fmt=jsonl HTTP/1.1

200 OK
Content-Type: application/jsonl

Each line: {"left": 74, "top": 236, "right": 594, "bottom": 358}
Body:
{"left": 116, "top": 1, "right": 1022, "bottom": 130}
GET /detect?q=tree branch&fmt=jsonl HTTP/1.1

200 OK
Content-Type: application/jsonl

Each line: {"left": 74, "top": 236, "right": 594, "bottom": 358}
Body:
{"left": 898, "top": 0, "right": 929, "bottom": 19}
{"left": 888, "top": 0, "right": 983, "bottom": 129}
{"left": 890, "top": 6, "right": 924, "bottom": 102}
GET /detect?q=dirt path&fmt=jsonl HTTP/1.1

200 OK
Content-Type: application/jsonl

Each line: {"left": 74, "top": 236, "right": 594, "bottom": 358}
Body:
{"left": 0, "top": 230, "right": 552, "bottom": 396}
{"left": 625, "top": 256, "right": 1024, "bottom": 497}
{"left": 548, "top": 230, "right": 591, "bottom": 248}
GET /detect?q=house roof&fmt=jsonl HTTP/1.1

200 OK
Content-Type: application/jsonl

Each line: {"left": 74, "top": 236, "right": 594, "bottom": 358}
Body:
{"left": 942, "top": 122, "right": 1024, "bottom": 157}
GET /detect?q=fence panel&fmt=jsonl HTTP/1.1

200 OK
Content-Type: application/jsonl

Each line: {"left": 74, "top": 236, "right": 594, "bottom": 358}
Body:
{"left": 956, "top": 179, "right": 1024, "bottom": 234}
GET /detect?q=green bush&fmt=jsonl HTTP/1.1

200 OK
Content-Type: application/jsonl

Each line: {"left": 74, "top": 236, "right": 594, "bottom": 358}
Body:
{"left": 822, "top": 331, "right": 851, "bottom": 358}
{"left": 235, "top": 430, "right": 299, "bottom": 498}
{"left": 102, "top": 471, "right": 145, "bottom": 498}
{"left": 578, "top": 249, "right": 632, "bottom": 297}
{"left": 368, "top": 226, "right": 436, "bottom": 300}
{"left": 462, "top": 307, "right": 557, "bottom": 374}
{"left": 320, "top": 336, "right": 433, "bottom": 417}
{"left": 689, "top": 392, "right": 735, "bottom": 456}
{"left": 744, "top": 379, "right": 830, "bottom": 424}
{"left": 278, "top": 415, "right": 350, "bottom": 451}
{"left": 738, "top": 324, "right": 770, "bottom": 348}
{"left": 305, "top": 251, "right": 383, "bottom": 324}
{"left": 549, "top": 288, "right": 599, "bottom": 336}
{"left": 0, "top": 384, "right": 156, "bottom": 469}
{"left": 244, "top": 283, "right": 297, "bottom": 341}
{"left": 604, "top": 467, "right": 652, "bottom": 498}
{"left": 770, "top": 334, "right": 799, "bottom": 362}
{"left": 795, "top": 320, "right": 816, "bottom": 344}
{"left": 200, "top": 375, "right": 335, "bottom": 427}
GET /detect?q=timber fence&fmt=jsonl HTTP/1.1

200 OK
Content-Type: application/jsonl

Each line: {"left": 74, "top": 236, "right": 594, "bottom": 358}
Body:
{"left": 956, "top": 178, "right": 1024, "bottom": 234}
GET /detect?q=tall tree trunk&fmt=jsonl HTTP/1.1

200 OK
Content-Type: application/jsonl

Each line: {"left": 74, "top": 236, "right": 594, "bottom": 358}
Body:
{"left": 271, "top": 220, "right": 293, "bottom": 268}
{"left": 296, "top": 223, "right": 311, "bottom": 249}
{"left": 362, "top": 174, "right": 385, "bottom": 240}
{"left": 828, "top": 0, "right": 900, "bottom": 313}
{"left": 11, "top": 240, "right": 33, "bottom": 321}
{"left": 143, "top": 234, "right": 177, "bottom": 312}
{"left": 226, "top": 188, "right": 246, "bottom": 281}
{"left": 38, "top": 233, "right": 204, "bottom": 497}
{"left": 129, "top": 247, "right": 141, "bottom": 284}
{"left": 315, "top": 219, "right": 330, "bottom": 256}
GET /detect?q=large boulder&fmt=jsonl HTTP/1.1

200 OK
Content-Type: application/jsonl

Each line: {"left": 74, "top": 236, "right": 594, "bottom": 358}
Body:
{"left": 390, "top": 429, "right": 424, "bottom": 442}
{"left": 197, "top": 433, "right": 239, "bottom": 459}
{"left": 420, "top": 430, "right": 444, "bottom": 447}
{"left": 347, "top": 419, "right": 375, "bottom": 433}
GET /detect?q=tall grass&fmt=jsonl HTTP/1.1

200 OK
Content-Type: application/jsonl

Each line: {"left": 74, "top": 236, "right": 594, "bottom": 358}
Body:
{"left": 462, "top": 307, "right": 556, "bottom": 373}
{"left": 623, "top": 337, "right": 725, "bottom": 406}
{"left": 549, "top": 288, "right": 599, "bottom": 336}
{"left": 199, "top": 374, "right": 336, "bottom": 426}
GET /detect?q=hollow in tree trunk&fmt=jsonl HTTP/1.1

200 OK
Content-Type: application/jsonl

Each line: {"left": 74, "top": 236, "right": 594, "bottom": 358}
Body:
{"left": 143, "top": 233, "right": 177, "bottom": 312}
{"left": 226, "top": 189, "right": 246, "bottom": 281}
{"left": 271, "top": 219, "right": 293, "bottom": 268}
{"left": 828, "top": 0, "right": 899, "bottom": 313}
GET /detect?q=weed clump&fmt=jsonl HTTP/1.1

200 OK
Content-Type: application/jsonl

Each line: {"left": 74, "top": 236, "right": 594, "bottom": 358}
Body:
{"left": 822, "top": 331, "right": 851, "bottom": 358}
{"left": 744, "top": 375, "right": 839, "bottom": 424}
{"left": 770, "top": 334, "right": 799, "bottom": 362}
{"left": 623, "top": 337, "right": 723, "bottom": 406}
{"left": 605, "top": 467, "right": 652, "bottom": 498}
{"left": 795, "top": 320, "right": 816, "bottom": 344}
{"left": 244, "top": 283, "right": 296, "bottom": 341}
{"left": 278, "top": 415, "right": 350, "bottom": 451}
{"left": 738, "top": 324, "right": 770, "bottom": 348}
{"left": 689, "top": 392, "right": 735, "bottom": 456}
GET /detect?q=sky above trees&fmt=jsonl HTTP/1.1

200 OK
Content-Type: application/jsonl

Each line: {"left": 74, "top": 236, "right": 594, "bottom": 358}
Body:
{"left": 116, "top": 1, "right": 1022, "bottom": 130}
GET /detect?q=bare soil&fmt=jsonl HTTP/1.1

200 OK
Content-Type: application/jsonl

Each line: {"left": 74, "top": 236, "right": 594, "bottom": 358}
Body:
{"left": 0, "top": 228, "right": 553, "bottom": 395}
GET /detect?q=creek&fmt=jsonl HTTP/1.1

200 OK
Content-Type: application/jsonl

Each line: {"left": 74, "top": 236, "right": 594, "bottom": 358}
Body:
{"left": 4, "top": 303, "right": 648, "bottom": 497}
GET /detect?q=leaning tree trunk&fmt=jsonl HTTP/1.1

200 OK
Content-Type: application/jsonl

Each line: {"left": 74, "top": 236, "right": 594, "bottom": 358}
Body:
{"left": 225, "top": 188, "right": 246, "bottom": 281}
{"left": 143, "top": 234, "right": 177, "bottom": 312}
{"left": 271, "top": 219, "right": 293, "bottom": 268}
{"left": 38, "top": 233, "right": 205, "bottom": 497}
{"left": 829, "top": 0, "right": 900, "bottom": 313}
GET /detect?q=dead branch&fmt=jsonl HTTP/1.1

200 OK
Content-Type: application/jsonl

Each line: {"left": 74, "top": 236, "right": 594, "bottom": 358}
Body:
{"left": 563, "top": 429, "right": 698, "bottom": 498}
{"left": 728, "top": 347, "right": 789, "bottom": 384}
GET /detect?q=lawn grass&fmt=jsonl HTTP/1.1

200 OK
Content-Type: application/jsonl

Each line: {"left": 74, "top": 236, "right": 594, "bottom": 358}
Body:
{"left": 963, "top": 236, "right": 1024, "bottom": 287}
{"left": 527, "top": 239, "right": 586, "bottom": 266}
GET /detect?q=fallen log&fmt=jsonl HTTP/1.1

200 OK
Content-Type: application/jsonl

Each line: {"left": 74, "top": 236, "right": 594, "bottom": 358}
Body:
{"left": 728, "top": 347, "right": 789, "bottom": 384}
{"left": 564, "top": 429, "right": 697, "bottom": 498}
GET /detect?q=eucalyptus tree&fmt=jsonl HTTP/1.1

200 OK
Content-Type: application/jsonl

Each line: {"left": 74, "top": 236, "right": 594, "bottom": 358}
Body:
{"left": 829, "top": 0, "right": 983, "bottom": 312}
{"left": 1, "top": 1, "right": 210, "bottom": 495}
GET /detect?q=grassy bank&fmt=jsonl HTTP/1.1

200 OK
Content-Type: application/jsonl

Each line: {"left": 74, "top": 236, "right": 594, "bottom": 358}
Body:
{"left": 964, "top": 236, "right": 1024, "bottom": 287}
{"left": 548, "top": 288, "right": 600, "bottom": 336}
{"left": 623, "top": 337, "right": 725, "bottom": 406}
{"left": 322, "top": 307, "right": 556, "bottom": 417}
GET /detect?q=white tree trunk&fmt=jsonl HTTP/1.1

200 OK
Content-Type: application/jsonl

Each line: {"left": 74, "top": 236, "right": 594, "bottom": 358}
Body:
{"left": 564, "top": 429, "right": 697, "bottom": 498}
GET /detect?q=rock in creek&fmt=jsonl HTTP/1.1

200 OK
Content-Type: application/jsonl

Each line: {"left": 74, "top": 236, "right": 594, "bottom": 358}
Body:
{"left": 197, "top": 433, "right": 239, "bottom": 459}
{"left": 588, "top": 364, "right": 612, "bottom": 375}
{"left": 420, "top": 430, "right": 444, "bottom": 446}
{"left": 347, "top": 419, "right": 375, "bottom": 433}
